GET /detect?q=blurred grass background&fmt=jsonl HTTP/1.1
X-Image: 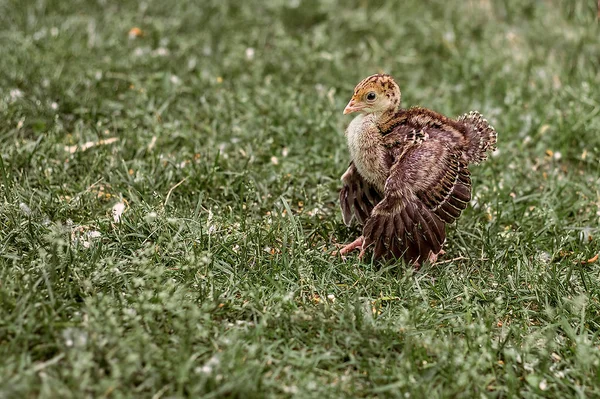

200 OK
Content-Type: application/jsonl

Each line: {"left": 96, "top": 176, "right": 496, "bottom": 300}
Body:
{"left": 1, "top": 0, "right": 600, "bottom": 397}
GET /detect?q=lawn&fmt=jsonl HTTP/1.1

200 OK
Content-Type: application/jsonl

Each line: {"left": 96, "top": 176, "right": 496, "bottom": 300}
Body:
{"left": 1, "top": 0, "right": 599, "bottom": 397}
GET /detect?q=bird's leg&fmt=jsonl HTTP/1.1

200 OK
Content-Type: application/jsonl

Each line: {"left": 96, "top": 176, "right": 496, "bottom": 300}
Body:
{"left": 339, "top": 236, "right": 364, "bottom": 256}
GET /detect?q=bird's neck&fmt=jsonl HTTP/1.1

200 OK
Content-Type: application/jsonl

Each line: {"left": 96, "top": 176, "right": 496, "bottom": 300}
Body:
{"left": 372, "top": 107, "right": 399, "bottom": 133}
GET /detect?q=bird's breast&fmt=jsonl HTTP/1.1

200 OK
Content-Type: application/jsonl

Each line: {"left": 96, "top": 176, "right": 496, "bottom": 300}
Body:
{"left": 345, "top": 115, "right": 388, "bottom": 192}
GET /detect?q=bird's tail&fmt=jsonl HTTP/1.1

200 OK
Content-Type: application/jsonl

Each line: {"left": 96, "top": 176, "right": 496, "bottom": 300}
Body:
{"left": 457, "top": 111, "right": 497, "bottom": 164}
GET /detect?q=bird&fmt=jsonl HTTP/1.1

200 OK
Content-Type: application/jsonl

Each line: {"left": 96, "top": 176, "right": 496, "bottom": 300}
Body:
{"left": 338, "top": 73, "right": 497, "bottom": 266}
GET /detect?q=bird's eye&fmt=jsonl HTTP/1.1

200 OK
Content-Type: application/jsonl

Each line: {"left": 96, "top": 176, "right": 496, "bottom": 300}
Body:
{"left": 366, "top": 92, "right": 377, "bottom": 102}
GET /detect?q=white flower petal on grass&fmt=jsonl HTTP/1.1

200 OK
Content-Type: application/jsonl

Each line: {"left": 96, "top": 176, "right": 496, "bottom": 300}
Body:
{"left": 206, "top": 209, "right": 217, "bottom": 234}
{"left": 154, "top": 47, "right": 169, "bottom": 57}
{"left": 112, "top": 202, "right": 126, "bottom": 222}
{"left": 187, "top": 57, "right": 197, "bottom": 70}
{"left": 64, "top": 137, "right": 119, "bottom": 154}
{"left": 195, "top": 355, "right": 220, "bottom": 375}
{"left": 147, "top": 136, "right": 157, "bottom": 151}
{"left": 133, "top": 47, "right": 148, "bottom": 57}
{"left": 245, "top": 47, "right": 255, "bottom": 60}
{"left": 579, "top": 227, "right": 593, "bottom": 243}
{"left": 62, "top": 328, "right": 88, "bottom": 348}
{"left": 144, "top": 212, "right": 157, "bottom": 223}
{"left": 19, "top": 202, "right": 32, "bottom": 216}
{"left": 10, "top": 89, "right": 23, "bottom": 101}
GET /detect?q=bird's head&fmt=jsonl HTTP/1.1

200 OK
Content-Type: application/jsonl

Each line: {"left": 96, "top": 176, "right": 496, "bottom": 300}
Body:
{"left": 343, "top": 74, "right": 401, "bottom": 115}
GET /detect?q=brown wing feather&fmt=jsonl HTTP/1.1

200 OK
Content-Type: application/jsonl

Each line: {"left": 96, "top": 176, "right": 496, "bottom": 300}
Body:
{"left": 339, "top": 162, "right": 382, "bottom": 226}
{"left": 362, "top": 137, "right": 472, "bottom": 265}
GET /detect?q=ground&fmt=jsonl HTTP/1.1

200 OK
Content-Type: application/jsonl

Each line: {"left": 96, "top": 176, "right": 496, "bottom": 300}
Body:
{"left": 1, "top": 0, "right": 600, "bottom": 397}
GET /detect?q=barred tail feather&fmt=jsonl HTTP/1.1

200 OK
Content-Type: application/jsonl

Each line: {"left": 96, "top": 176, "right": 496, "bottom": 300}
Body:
{"left": 458, "top": 111, "right": 497, "bottom": 164}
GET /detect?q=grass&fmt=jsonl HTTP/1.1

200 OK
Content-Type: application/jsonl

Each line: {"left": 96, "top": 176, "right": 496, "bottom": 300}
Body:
{"left": 1, "top": 0, "right": 599, "bottom": 397}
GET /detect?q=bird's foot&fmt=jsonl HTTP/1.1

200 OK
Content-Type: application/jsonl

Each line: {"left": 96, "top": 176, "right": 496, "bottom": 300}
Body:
{"left": 338, "top": 236, "right": 364, "bottom": 256}
{"left": 427, "top": 249, "right": 446, "bottom": 264}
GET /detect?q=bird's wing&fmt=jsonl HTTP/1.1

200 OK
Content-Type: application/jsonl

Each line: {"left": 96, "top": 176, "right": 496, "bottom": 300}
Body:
{"left": 339, "top": 162, "right": 382, "bottom": 226}
{"left": 362, "top": 137, "right": 472, "bottom": 263}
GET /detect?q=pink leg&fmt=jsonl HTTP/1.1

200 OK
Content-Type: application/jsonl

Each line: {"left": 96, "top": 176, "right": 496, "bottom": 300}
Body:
{"left": 339, "top": 236, "right": 364, "bottom": 256}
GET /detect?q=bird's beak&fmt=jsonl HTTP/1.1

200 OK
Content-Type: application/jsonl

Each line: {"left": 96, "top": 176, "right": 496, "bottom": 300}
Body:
{"left": 343, "top": 99, "right": 362, "bottom": 115}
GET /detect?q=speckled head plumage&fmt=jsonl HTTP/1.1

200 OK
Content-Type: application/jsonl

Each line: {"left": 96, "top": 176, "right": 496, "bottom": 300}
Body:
{"left": 343, "top": 74, "right": 401, "bottom": 115}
